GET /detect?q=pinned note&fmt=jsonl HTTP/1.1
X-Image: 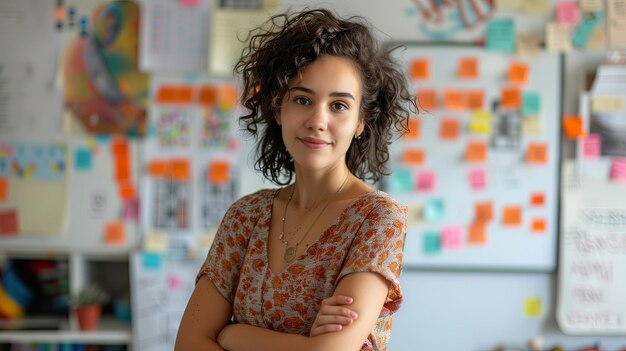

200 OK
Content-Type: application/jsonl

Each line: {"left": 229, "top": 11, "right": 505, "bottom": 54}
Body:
{"left": 388, "top": 168, "right": 413, "bottom": 193}
{"left": 523, "top": 0, "right": 550, "bottom": 13}
{"left": 530, "top": 192, "right": 545, "bottom": 207}
{"left": 423, "top": 199, "right": 445, "bottom": 222}
{"left": 516, "top": 33, "right": 542, "bottom": 56}
{"left": 171, "top": 158, "right": 191, "bottom": 181}
{"left": 501, "top": 87, "right": 522, "bottom": 109}
{"left": 440, "top": 118, "right": 460, "bottom": 140}
{"left": 142, "top": 252, "right": 162, "bottom": 270}
{"left": 557, "top": 1, "right": 581, "bottom": 24}
{"left": 582, "top": 134, "right": 601, "bottom": 158}
{"left": 475, "top": 201, "right": 494, "bottom": 222}
{"left": 199, "top": 86, "right": 217, "bottom": 106}
{"left": 486, "top": 19, "right": 516, "bottom": 53}
{"left": 122, "top": 198, "right": 140, "bottom": 222}
{"left": 466, "top": 141, "right": 488, "bottom": 163}
{"left": 111, "top": 138, "right": 131, "bottom": 182}
{"left": 441, "top": 226, "right": 463, "bottom": 249}
{"left": 402, "top": 148, "right": 425, "bottom": 166}
{"left": 531, "top": 218, "right": 546, "bottom": 233}
{"left": 74, "top": 148, "right": 93, "bottom": 171}
{"left": 148, "top": 160, "right": 168, "bottom": 177}
{"left": 118, "top": 182, "right": 136, "bottom": 200}
{"left": 521, "top": 116, "right": 542, "bottom": 134}
{"left": 217, "top": 85, "right": 238, "bottom": 111}
{"left": 0, "top": 209, "right": 18, "bottom": 235}
{"left": 508, "top": 62, "right": 529, "bottom": 84}
{"left": 522, "top": 92, "right": 541, "bottom": 116}
{"left": 572, "top": 10, "right": 604, "bottom": 48}
{"left": 610, "top": 158, "right": 626, "bottom": 182}
{"left": 469, "top": 111, "right": 492, "bottom": 134}
{"left": 208, "top": 160, "right": 230, "bottom": 184}
{"left": 156, "top": 85, "right": 194, "bottom": 104}
{"left": 496, "top": 0, "right": 522, "bottom": 10}
{"left": 410, "top": 58, "right": 430, "bottom": 80}
{"left": 416, "top": 171, "right": 436, "bottom": 192}
{"left": 591, "top": 96, "right": 624, "bottom": 112}
{"left": 524, "top": 297, "right": 543, "bottom": 317}
{"left": 0, "top": 178, "right": 7, "bottom": 202}
{"left": 468, "top": 169, "right": 487, "bottom": 190}
{"left": 458, "top": 57, "right": 479, "bottom": 79}
{"left": 423, "top": 231, "right": 441, "bottom": 254}
{"left": 417, "top": 89, "right": 438, "bottom": 111}
{"left": 502, "top": 206, "right": 522, "bottom": 227}
{"left": 527, "top": 143, "right": 548, "bottom": 164}
{"left": 468, "top": 222, "right": 487, "bottom": 244}
{"left": 466, "top": 90, "right": 485, "bottom": 110}
{"left": 104, "top": 221, "right": 125, "bottom": 245}
{"left": 580, "top": 0, "right": 602, "bottom": 12}
{"left": 403, "top": 118, "right": 421, "bottom": 140}
{"left": 443, "top": 90, "right": 465, "bottom": 110}
{"left": 546, "top": 22, "right": 573, "bottom": 51}
{"left": 145, "top": 231, "right": 168, "bottom": 252}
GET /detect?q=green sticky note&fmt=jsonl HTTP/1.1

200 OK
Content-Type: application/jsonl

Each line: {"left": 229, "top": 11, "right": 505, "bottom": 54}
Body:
{"left": 423, "top": 231, "right": 441, "bottom": 254}
{"left": 572, "top": 11, "right": 603, "bottom": 48}
{"left": 142, "top": 252, "right": 162, "bottom": 270}
{"left": 74, "top": 147, "right": 93, "bottom": 171}
{"left": 522, "top": 92, "right": 541, "bottom": 116}
{"left": 486, "top": 19, "right": 516, "bottom": 53}
{"left": 388, "top": 168, "right": 413, "bottom": 193}
{"left": 423, "top": 198, "right": 445, "bottom": 222}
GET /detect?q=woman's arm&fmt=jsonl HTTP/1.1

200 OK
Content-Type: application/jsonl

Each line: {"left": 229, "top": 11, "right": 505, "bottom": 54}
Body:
{"left": 174, "top": 276, "right": 233, "bottom": 351}
{"left": 217, "top": 271, "right": 389, "bottom": 351}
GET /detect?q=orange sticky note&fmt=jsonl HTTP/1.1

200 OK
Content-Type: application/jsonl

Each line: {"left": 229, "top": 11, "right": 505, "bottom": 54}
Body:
{"left": 468, "top": 222, "right": 487, "bottom": 244}
{"left": 475, "top": 201, "right": 493, "bottom": 222}
{"left": 402, "top": 148, "right": 425, "bottom": 166}
{"left": 208, "top": 160, "right": 230, "bottom": 184}
{"left": 118, "top": 182, "right": 136, "bottom": 200}
{"left": 111, "top": 138, "right": 129, "bottom": 156}
{"left": 530, "top": 192, "right": 545, "bottom": 207}
{"left": 502, "top": 206, "right": 522, "bottom": 227}
{"left": 466, "top": 90, "right": 485, "bottom": 110}
{"left": 562, "top": 115, "right": 584, "bottom": 139}
{"left": 148, "top": 160, "right": 169, "bottom": 177}
{"left": 501, "top": 87, "right": 522, "bottom": 109}
{"left": 440, "top": 118, "right": 460, "bottom": 140}
{"left": 0, "top": 178, "right": 7, "bottom": 202}
{"left": 443, "top": 90, "right": 465, "bottom": 110}
{"left": 156, "top": 85, "right": 194, "bottom": 104}
{"left": 104, "top": 221, "right": 125, "bottom": 245}
{"left": 531, "top": 218, "right": 546, "bottom": 233}
{"left": 218, "top": 85, "right": 238, "bottom": 110}
{"left": 466, "top": 141, "right": 488, "bottom": 163}
{"left": 199, "top": 86, "right": 217, "bottom": 106}
{"left": 417, "top": 89, "right": 437, "bottom": 111}
{"left": 508, "top": 62, "right": 529, "bottom": 84}
{"left": 410, "top": 58, "right": 430, "bottom": 80}
{"left": 114, "top": 154, "right": 131, "bottom": 182}
{"left": 458, "top": 57, "right": 479, "bottom": 79}
{"left": 171, "top": 159, "right": 190, "bottom": 181}
{"left": 527, "top": 143, "right": 548, "bottom": 164}
{"left": 403, "top": 118, "right": 421, "bottom": 140}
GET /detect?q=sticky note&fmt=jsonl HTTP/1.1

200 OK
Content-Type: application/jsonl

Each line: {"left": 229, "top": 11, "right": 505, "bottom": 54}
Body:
{"left": 0, "top": 209, "right": 18, "bottom": 235}
{"left": 524, "top": 297, "right": 543, "bottom": 317}
{"left": 402, "top": 148, "right": 425, "bottom": 166}
{"left": 469, "top": 111, "right": 492, "bottom": 134}
{"left": 388, "top": 168, "right": 413, "bottom": 193}
{"left": 468, "top": 169, "right": 487, "bottom": 190}
{"left": 410, "top": 58, "right": 430, "bottom": 80}
{"left": 145, "top": 231, "right": 168, "bottom": 252}
{"left": 403, "top": 118, "right": 421, "bottom": 140}
{"left": 522, "top": 117, "right": 542, "bottom": 134}
{"left": 475, "top": 201, "right": 494, "bottom": 222}
{"left": 516, "top": 33, "right": 542, "bottom": 56}
{"left": 582, "top": 134, "right": 601, "bottom": 158}
{"left": 423, "top": 199, "right": 445, "bottom": 223}
{"left": 441, "top": 226, "right": 463, "bottom": 249}
{"left": 502, "top": 206, "right": 523, "bottom": 227}
{"left": 171, "top": 159, "right": 191, "bottom": 181}
{"left": 168, "top": 274, "right": 183, "bottom": 291}
{"left": 416, "top": 171, "right": 436, "bottom": 192}
{"left": 527, "top": 143, "right": 548, "bottom": 164}
{"left": 530, "top": 192, "right": 545, "bottom": 207}
{"left": 466, "top": 90, "right": 485, "bottom": 110}
{"left": 118, "top": 182, "right": 136, "bottom": 200}
{"left": 508, "top": 62, "right": 529, "bottom": 84}
{"left": 523, "top": 0, "right": 550, "bottom": 13}
{"left": 122, "top": 198, "right": 139, "bottom": 221}
{"left": 458, "top": 57, "right": 479, "bottom": 79}
{"left": 466, "top": 141, "right": 488, "bottom": 163}
{"left": 440, "top": 118, "right": 461, "bottom": 140}
{"left": 562, "top": 115, "right": 584, "bottom": 139}
{"left": 179, "top": 0, "right": 200, "bottom": 7}
{"left": 486, "top": 19, "right": 516, "bottom": 53}
{"left": 546, "top": 22, "right": 573, "bottom": 52}
{"left": 496, "top": 0, "right": 522, "bottom": 10}
{"left": 148, "top": 160, "right": 168, "bottom": 177}
{"left": 0, "top": 178, "right": 7, "bottom": 202}
{"left": 522, "top": 92, "right": 541, "bottom": 116}
{"left": 199, "top": 86, "right": 217, "bottom": 106}
{"left": 114, "top": 154, "right": 131, "bottom": 182}
{"left": 74, "top": 148, "right": 92, "bottom": 172}
{"left": 468, "top": 222, "right": 487, "bottom": 244}
{"left": 417, "top": 89, "right": 438, "bottom": 111}
{"left": 423, "top": 231, "right": 441, "bottom": 254}
{"left": 111, "top": 138, "right": 129, "bottom": 156}
{"left": 443, "top": 90, "right": 465, "bottom": 110}
{"left": 156, "top": 85, "right": 194, "bottom": 104}
{"left": 218, "top": 85, "right": 238, "bottom": 111}
{"left": 531, "top": 218, "right": 547, "bottom": 233}
{"left": 104, "top": 221, "right": 125, "bottom": 245}
{"left": 142, "top": 252, "right": 162, "bottom": 270}
{"left": 557, "top": 1, "right": 581, "bottom": 24}
{"left": 208, "top": 160, "right": 230, "bottom": 184}
{"left": 501, "top": 87, "right": 522, "bottom": 109}
{"left": 580, "top": 0, "right": 602, "bottom": 12}
{"left": 572, "top": 10, "right": 604, "bottom": 49}
{"left": 610, "top": 158, "right": 626, "bottom": 182}
{"left": 592, "top": 96, "right": 624, "bottom": 112}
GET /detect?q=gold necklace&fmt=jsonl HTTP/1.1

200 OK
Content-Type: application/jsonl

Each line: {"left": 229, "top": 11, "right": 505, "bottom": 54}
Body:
{"left": 279, "top": 173, "right": 349, "bottom": 263}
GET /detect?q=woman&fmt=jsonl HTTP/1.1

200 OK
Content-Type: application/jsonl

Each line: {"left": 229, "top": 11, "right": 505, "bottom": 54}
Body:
{"left": 175, "top": 8, "right": 417, "bottom": 351}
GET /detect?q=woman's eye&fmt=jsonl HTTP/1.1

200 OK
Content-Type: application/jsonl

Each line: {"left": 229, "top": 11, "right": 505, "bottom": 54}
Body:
{"left": 294, "top": 97, "right": 310, "bottom": 105}
{"left": 332, "top": 102, "right": 348, "bottom": 111}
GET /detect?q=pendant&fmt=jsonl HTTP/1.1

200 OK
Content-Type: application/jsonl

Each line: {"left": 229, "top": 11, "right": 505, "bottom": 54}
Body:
{"left": 284, "top": 246, "right": 297, "bottom": 262}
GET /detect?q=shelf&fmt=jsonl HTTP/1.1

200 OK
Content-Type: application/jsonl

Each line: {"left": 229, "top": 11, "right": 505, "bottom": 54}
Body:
{"left": 0, "top": 317, "right": 132, "bottom": 344}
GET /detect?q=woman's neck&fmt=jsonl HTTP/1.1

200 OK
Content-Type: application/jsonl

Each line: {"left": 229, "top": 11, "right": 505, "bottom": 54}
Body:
{"left": 290, "top": 169, "right": 351, "bottom": 211}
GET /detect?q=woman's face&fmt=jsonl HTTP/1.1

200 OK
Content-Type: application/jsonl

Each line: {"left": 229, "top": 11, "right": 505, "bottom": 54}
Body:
{"left": 276, "top": 55, "right": 364, "bottom": 173}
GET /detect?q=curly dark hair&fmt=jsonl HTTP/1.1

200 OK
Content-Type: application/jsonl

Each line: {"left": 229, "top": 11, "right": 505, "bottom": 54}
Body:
{"left": 234, "top": 8, "right": 418, "bottom": 185}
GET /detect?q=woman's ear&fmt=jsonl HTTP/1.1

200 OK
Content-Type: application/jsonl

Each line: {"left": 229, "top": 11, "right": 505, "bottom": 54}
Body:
{"left": 355, "top": 117, "right": 365, "bottom": 137}
{"left": 275, "top": 110, "right": 282, "bottom": 126}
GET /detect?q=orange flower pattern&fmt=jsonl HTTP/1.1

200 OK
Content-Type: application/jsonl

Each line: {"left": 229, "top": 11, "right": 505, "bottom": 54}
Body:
{"left": 196, "top": 189, "right": 407, "bottom": 351}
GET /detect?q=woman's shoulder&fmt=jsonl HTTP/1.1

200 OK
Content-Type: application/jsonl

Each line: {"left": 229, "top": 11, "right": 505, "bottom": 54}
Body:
{"left": 357, "top": 190, "right": 407, "bottom": 219}
{"left": 230, "top": 188, "right": 278, "bottom": 211}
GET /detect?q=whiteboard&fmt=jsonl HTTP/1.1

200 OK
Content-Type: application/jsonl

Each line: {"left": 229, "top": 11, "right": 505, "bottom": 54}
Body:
{"left": 387, "top": 44, "right": 562, "bottom": 271}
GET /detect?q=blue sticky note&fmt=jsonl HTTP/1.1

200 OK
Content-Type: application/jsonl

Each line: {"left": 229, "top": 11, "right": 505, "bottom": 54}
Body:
{"left": 522, "top": 92, "right": 541, "bottom": 116}
{"left": 96, "top": 134, "right": 111, "bottom": 145}
{"left": 0, "top": 158, "right": 7, "bottom": 176}
{"left": 142, "top": 252, "right": 162, "bottom": 270}
{"left": 423, "top": 231, "right": 441, "bottom": 254}
{"left": 74, "top": 148, "right": 93, "bottom": 171}
{"left": 572, "top": 11, "right": 604, "bottom": 48}
{"left": 423, "top": 198, "right": 445, "bottom": 223}
{"left": 388, "top": 168, "right": 413, "bottom": 193}
{"left": 486, "top": 19, "right": 516, "bottom": 53}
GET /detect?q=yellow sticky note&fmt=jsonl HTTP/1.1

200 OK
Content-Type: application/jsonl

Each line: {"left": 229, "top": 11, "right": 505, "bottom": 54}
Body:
{"left": 524, "top": 297, "right": 543, "bottom": 317}
{"left": 523, "top": 0, "right": 550, "bottom": 13}
{"left": 522, "top": 117, "right": 542, "bottom": 134}
{"left": 592, "top": 96, "right": 624, "bottom": 112}
{"left": 145, "top": 231, "right": 168, "bottom": 252}
{"left": 469, "top": 111, "right": 492, "bottom": 134}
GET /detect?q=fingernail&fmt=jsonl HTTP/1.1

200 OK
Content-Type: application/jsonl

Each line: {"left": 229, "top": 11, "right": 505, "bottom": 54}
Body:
{"left": 351, "top": 312, "right": 358, "bottom": 318}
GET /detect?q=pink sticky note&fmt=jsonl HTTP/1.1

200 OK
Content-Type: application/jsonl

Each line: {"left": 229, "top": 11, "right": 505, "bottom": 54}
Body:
{"left": 122, "top": 198, "right": 140, "bottom": 222}
{"left": 416, "top": 171, "right": 436, "bottom": 192}
{"left": 610, "top": 158, "right": 626, "bottom": 182}
{"left": 468, "top": 169, "right": 486, "bottom": 190}
{"left": 168, "top": 274, "right": 182, "bottom": 291}
{"left": 179, "top": 0, "right": 200, "bottom": 6}
{"left": 557, "top": 1, "right": 581, "bottom": 25}
{"left": 582, "top": 134, "right": 601, "bottom": 159}
{"left": 441, "top": 226, "right": 463, "bottom": 249}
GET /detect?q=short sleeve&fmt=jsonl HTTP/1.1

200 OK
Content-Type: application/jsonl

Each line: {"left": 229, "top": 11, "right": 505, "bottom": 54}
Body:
{"left": 337, "top": 196, "right": 408, "bottom": 317}
{"left": 195, "top": 191, "right": 265, "bottom": 303}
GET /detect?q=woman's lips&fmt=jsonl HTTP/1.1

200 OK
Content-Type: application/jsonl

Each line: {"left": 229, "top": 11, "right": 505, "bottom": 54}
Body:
{"left": 299, "top": 137, "right": 329, "bottom": 149}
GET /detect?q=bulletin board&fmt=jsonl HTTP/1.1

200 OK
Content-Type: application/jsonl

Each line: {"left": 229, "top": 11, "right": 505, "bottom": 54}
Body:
{"left": 387, "top": 44, "right": 562, "bottom": 271}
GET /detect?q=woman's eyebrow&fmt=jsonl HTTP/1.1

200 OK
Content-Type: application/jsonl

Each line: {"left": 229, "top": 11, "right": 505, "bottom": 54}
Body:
{"left": 289, "top": 86, "right": 355, "bottom": 101}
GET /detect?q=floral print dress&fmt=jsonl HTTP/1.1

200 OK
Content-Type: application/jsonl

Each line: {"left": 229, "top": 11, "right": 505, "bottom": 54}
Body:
{"left": 196, "top": 188, "right": 408, "bottom": 351}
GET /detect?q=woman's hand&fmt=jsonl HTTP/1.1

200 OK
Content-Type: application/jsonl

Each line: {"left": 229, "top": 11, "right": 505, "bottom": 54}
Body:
{"left": 309, "top": 295, "right": 358, "bottom": 337}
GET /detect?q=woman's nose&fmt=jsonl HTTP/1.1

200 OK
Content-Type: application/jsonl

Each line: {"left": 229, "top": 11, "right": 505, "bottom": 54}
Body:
{"left": 305, "top": 104, "right": 328, "bottom": 131}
